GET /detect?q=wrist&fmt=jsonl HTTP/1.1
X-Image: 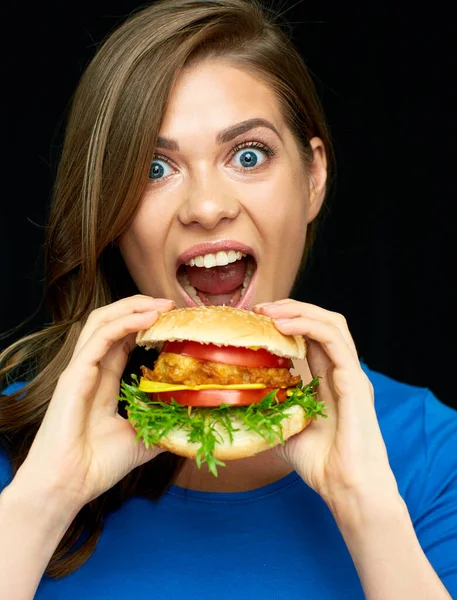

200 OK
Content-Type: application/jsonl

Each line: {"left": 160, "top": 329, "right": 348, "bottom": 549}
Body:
{"left": 323, "top": 484, "right": 453, "bottom": 600}
{"left": 326, "top": 481, "right": 409, "bottom": 540}
{"left": 0, "top": 477, "right": 80, "bottom": 598}
{"left": 322, "top": 468, "right": 405, "bottom": 528}
{"left": 2, "top": 473, "right": 82, "bottom": 541}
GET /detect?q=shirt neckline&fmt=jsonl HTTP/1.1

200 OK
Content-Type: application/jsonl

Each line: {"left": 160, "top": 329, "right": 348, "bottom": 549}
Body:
{"left": 166, "top": 469, "right": 301, "bottom": 503}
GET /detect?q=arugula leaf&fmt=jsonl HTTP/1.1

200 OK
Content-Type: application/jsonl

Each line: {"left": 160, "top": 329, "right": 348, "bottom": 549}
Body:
{"left": 118, "top": 374, "right": 326, "bottom": 477}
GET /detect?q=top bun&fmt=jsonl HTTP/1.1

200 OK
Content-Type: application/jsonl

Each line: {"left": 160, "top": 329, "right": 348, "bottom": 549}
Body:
{"left": 136, "top": 305, "right": 305, "bottom": 359}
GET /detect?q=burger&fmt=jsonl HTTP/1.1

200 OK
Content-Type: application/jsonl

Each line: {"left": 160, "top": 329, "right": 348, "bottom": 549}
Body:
{"left": 119, "top": 305, "right": 326, "bottom": 476}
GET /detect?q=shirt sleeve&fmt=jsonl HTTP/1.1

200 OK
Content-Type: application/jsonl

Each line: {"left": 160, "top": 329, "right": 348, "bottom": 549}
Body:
{"left": 412, "top": 391, "right": 457, "bottom": 597}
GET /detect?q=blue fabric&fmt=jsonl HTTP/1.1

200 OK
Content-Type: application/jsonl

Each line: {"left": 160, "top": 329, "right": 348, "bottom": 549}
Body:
{"left": 1, "top": 363, "right": 457, "bottom": 599}
{"left": 1, "top": 381, "right": 27, "bottom": 395}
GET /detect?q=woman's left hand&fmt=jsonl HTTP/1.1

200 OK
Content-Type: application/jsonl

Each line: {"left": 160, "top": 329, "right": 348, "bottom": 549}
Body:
{"left": 253, "top": 299, "right": 399, "bottom": 512}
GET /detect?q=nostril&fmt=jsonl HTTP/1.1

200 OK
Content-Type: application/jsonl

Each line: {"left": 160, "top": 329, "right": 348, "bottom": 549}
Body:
{"left": 178, "top": 197, "right": 241, "bottom": 229}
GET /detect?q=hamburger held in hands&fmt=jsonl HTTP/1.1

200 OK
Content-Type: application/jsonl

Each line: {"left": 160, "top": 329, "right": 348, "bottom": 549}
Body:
{"left": 119, "top": 306, "right": 326, "bottom": 476}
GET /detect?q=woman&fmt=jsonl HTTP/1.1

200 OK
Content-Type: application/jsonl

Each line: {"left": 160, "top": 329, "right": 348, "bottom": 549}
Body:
{"left": 0, "top": 0, "right": 455, "bottom": 598}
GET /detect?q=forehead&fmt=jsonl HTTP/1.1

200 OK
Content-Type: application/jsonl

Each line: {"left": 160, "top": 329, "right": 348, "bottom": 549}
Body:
{"left": 159, "top": 60, "right": 284, "bottom": 137}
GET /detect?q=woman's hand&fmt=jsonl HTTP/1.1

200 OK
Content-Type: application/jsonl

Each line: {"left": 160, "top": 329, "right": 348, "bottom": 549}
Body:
{"left": 12, "top": 295, "right": 175, "bottom": 511}
{"left": 253, "top": 299, "right": 399, "bottom": 512}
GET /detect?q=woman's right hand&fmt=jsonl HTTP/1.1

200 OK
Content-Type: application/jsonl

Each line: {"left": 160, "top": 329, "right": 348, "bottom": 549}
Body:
{"left": 11, "top": 295, "right": 175, "bottom": 512}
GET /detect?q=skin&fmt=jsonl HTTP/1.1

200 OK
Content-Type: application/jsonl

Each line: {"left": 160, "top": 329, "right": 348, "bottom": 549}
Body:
{"left": 118, "top": 59, "right": 327, "bottom": 310}
{"left": 0, "top": 60, "right": 451, "bottom": 599}
{"left": 116, "top": 61, "right": 451, "bottom": 599}
{"left": 118, "top": 59, "right": 327, "bottom": 490}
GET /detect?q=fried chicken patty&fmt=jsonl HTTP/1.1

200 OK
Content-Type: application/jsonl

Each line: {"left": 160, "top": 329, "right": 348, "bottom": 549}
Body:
{"left": 141, "top": 352, "right": 301, "bottom": 388}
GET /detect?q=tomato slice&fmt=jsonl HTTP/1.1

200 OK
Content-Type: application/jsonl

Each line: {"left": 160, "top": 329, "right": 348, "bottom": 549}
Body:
{"left": 149, "top": 387, "right": 288, "bottom": 407}
{"left": 161, "top": 340, "right": 292, "bottom": 369}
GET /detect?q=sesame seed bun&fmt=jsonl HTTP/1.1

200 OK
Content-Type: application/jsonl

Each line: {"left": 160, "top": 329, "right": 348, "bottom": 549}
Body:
{"left": 132, "top": 306, "right": 311, "bottom": 464}
{"left": 135, "top": 305, "right": 306, "bottom": 359}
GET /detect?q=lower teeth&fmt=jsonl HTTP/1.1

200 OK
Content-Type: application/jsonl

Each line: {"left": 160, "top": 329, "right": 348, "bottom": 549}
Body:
{"left": 242, "top": 259, "right": 255, "bottom": 294}
{"left": 178, "top": 257, "right": 255, "bottom": 306}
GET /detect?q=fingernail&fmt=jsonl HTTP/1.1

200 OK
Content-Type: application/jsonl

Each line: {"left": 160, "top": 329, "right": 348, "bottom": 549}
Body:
{"left": 254, "top": 302, "right": 273, "bottom": 308}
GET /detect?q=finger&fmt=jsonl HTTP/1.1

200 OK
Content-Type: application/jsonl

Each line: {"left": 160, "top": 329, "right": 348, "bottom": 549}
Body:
{"left": 100, "top": 332, "right": 138, "bottom": 380}
{"left": 94, "top": 331, "right": 140, "bottom": 413}
{"left": 94, "top": 325, "right": 152, "bottom": 414}
{"left": 272, "top": 316, "right": 359, "bottom": 372}
{"left": 275, "top": 316, "right": 374, "bottom": 412}
{"left": 253, "top": 298, "right": 291, "bottom": 306}
{"left": 253, "top": 299, "right": 303, "bottom": 317}
{"left": 88, "top": 413, "right": 165, "bottom": 468}
{"left": 59, "top": 311, "right": 161, "bottom": 420}
{"left": 301, "top": 337, "right": 340, "bottom": 419}
{"left": 38, "top": 311, "right": 161, "bottom": 447}
{"left": 254, "top": 301, "right": 358, "bottom": 358}
{"left": 118, "top": 414, "right": 167, "bottom": 467}
{"left": 73, "top": 295, "right": 175, "bottom": 358}
{"left": 68, "top": 310, "right": 161, "bottom": 390}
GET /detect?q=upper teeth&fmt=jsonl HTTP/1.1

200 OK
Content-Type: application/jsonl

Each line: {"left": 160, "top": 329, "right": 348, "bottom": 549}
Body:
{"left": 186, "top": 250, "right": 246, "bottom": 268}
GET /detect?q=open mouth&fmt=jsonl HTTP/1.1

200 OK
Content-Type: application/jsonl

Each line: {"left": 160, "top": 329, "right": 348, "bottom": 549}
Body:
{"left": 176, "top": 250, "right": 257, "bottom": 308}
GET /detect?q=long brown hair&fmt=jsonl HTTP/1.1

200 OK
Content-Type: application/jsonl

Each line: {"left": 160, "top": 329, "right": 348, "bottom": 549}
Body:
{"left": 0, "top": 0, "right": 335, "bottom": 578}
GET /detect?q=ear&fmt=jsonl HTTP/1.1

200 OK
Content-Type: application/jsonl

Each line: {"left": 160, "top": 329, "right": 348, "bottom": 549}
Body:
{"left": 306, "top": 137, "right": 328, "bottom": 223}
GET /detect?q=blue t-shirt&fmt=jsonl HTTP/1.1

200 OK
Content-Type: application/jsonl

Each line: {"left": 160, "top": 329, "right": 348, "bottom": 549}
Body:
{"left": 1, "top": 363, "right": 457, "bottom": 599}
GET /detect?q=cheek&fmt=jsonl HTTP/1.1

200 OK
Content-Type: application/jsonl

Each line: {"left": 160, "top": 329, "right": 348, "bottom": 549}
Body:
{"left": 264, "top": 174, "right": 309, "bottom": 240}
{"left": 248, "top": 159, "right": 308, "bottom": 218}
{"left": 262, "top": 167, "right": 309, "bottom": 277}
{"left": 120, "top": 196, "right": 166, "bottom": 258}
{"left": 118, "top": 214, "right": 163, "bottom": 286}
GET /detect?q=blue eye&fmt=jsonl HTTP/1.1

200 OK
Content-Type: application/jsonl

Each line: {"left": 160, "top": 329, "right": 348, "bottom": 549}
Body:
{"left": 231, "top": 142, "right": 275, "bottom": 170}
{"left": 234, "top": 149, "right": 260, "bottom": 168}
{"left": 148, "top": 141, "right": 276, "bottom": 182}
{"left": 149, "top": 157, "right": 173, "bottom": 180}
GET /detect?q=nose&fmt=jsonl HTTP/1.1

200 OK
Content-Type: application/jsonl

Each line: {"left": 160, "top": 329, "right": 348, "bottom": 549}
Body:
{"left": 178, "top": 174, "right": 241, "bottom": 229}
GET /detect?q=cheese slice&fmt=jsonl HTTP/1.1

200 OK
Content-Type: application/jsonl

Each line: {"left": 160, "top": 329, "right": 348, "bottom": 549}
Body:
{"left": 138, "top": 379, "right": 267, "bottom": 393}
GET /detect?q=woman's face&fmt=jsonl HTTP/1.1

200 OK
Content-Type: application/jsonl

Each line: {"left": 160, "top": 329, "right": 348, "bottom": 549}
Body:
{"left": 119, "top": 60, "right": 327, "bottom": 308}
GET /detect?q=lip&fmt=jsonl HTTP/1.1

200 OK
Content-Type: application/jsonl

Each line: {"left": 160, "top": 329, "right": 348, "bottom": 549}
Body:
{"left": 176, "top": 240, "right": 257, "bottom": 269}
{"left": 176, "top": 239, "right": 258, "bottom": 310}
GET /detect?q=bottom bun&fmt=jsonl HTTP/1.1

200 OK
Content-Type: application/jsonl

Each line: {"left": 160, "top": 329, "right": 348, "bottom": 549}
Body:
{"left": 157, "top": 404, "right": 312, "bottom": 461}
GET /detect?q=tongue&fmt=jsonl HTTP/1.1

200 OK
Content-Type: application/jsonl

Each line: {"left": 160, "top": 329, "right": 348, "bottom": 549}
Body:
{"left": 195, "top": 287, "right": 243, "bottom": 307}
{"left": 186, "top": 260, "right": 246, "bottom": 293}
{"left": 186, "top": 259, "right": 246, "bottom": 306}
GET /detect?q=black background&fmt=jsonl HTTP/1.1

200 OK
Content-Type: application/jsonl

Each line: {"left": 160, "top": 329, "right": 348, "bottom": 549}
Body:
{"left": 1, "top": 1, "right": 456, "bottom": 409}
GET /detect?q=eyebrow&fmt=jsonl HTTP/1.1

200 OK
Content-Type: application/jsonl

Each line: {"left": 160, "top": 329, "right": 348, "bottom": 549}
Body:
{"left": 155, "top": 118, "right": 283, "bottom": 151}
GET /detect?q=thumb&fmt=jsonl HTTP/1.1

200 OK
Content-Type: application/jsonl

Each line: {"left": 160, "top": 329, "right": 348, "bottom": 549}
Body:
{"left": 305, "top": 338, "right": 339, "bottom": 423}
{"left": 100, "top": 331, "right": 138, "bottom": 381}
{"left": 124, "top": 410, "right": 167, "bottom": 467}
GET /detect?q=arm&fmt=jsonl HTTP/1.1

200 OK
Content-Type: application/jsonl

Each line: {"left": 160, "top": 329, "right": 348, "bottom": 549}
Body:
{"left": 254, "top": 300, "right": 453, "bottom": 600}
{"left": 330, "top": 487, "right": 452, "bottom": 600}
{"left": 333, "top": 392, "right": 457, "bottom": 600}
{"left": 0, "top": 295, "right": 174, "bottom": 598}
{"left": 0, "top": 480, "right": 79, "bottom": 600}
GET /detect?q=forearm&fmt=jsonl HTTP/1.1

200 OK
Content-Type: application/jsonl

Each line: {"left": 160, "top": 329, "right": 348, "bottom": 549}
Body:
{"left": 0, "top": 479, "right": 79, "bottom": 600}
{"left": 330, "top": 489, "right": 452, "bottom": 600}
